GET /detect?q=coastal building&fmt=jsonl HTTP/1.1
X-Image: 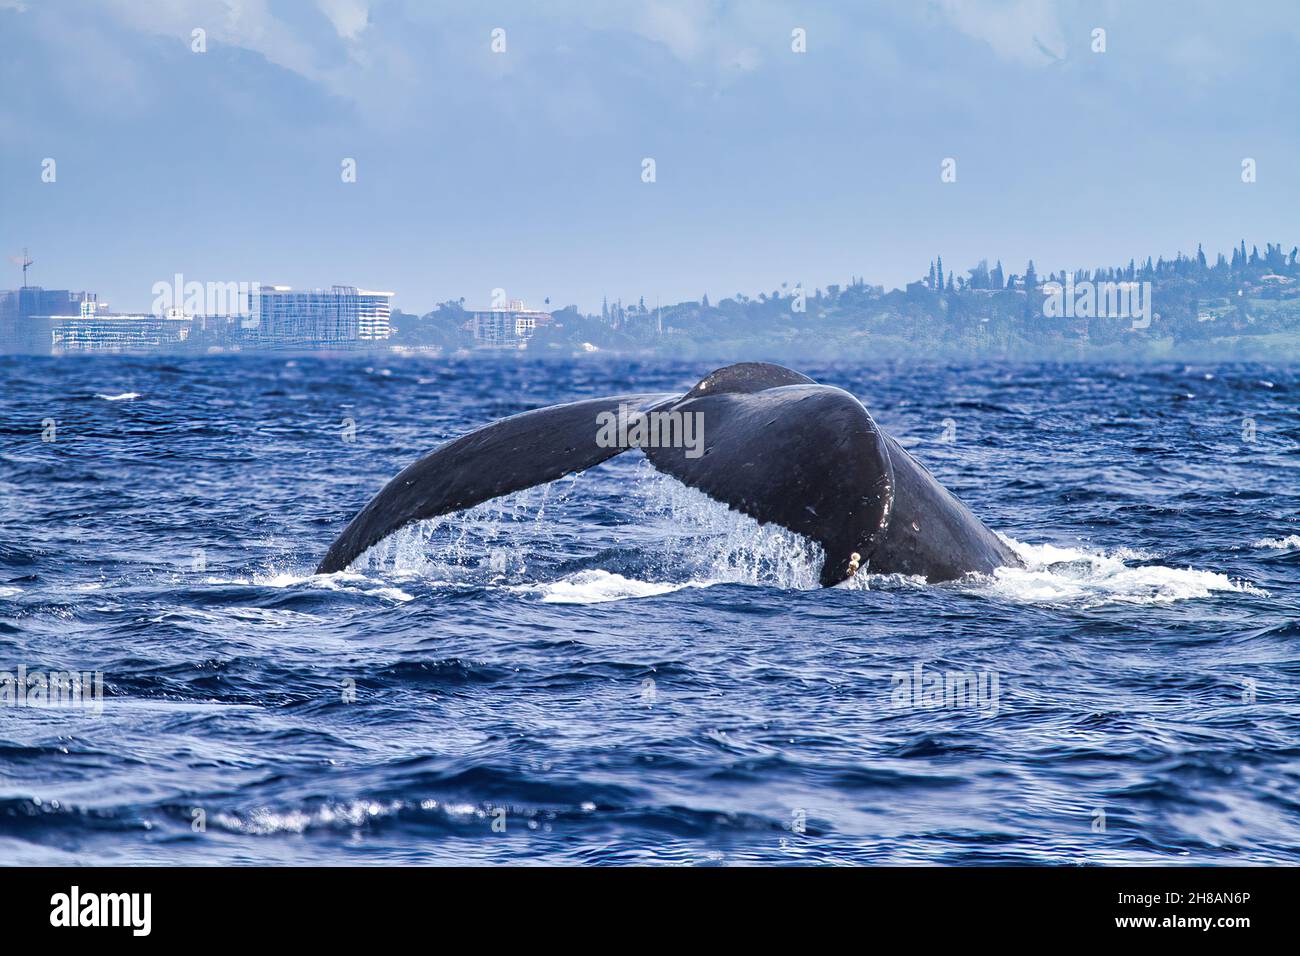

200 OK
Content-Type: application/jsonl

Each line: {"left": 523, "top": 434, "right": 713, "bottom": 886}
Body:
{"left": 464, "top": 300, "right": 552, "bottom": 348}
{"left": 50, "top": 302, "right": 192, "bottom": 353}
{"left": 0, "top": 286, "right": 99, "bottom": 354}
{"left": 241, "top": 285, "right": 394, "bottom": 348}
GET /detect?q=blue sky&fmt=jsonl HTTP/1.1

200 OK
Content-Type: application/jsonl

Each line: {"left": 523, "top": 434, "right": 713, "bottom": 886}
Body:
{"left": 2, "top": 0, "right": 1297, "bottom": 314}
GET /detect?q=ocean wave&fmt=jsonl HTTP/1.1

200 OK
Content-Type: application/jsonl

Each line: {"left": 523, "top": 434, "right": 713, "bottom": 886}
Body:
{"left": 204, "top": 570, "right": 413, "bottom": 602}
{"left": 214, "top": 800, "right": 408, "bottom": 835}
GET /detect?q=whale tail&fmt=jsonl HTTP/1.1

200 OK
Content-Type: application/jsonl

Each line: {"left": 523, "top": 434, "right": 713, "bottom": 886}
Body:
{"left": 314, "top": 392, "right": 677, "bottom": 574}
{"left": 315, "top": 363, "right": 1020, "bottom": 584}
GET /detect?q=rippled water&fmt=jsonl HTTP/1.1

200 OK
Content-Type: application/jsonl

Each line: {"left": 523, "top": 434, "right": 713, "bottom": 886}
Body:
{"left": 1, "top": 356, "right": 1297, "bottom": 865}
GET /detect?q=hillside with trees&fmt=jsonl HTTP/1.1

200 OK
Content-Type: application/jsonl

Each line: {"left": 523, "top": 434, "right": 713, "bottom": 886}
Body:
{"left": 389, "top": 242, "right": 1300, "bottom": 361}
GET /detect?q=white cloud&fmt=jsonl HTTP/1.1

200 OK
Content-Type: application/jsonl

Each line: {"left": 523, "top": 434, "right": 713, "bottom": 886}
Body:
{"left": 633, "top": 1, "right": 708, "bottom": 60}
{"left": 567, "top": 0, "right": 773, "bottom": 74}
{"left": 933, "top": 0, "right": 1067, "bottom": 66}
{"left": 96, "top": 0, "right": 356, "bottom": 85}
{"left": 316, "top": 0, "right": 371, "bottom": 41}
{"left": 216, "top": 4, "right": 318, "bottom": 77}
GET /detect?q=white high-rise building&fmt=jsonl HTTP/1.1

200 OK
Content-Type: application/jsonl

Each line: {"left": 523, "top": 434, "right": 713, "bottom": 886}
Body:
{"left": 245, "top": 285, "right": 394, "bottom": 348}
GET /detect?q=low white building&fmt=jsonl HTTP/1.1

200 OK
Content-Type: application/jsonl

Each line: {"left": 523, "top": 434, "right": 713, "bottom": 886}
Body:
{"left": 464, "top": 300, "right": 552, "bottom": 348}
{"left": 50, "top": 301, "right": 192, "bottom": 353}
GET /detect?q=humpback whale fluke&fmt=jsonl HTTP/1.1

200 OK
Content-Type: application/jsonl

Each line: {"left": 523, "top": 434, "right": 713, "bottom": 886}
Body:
{"left": 315, "top": 363, "right": 1022, "bottom": 585}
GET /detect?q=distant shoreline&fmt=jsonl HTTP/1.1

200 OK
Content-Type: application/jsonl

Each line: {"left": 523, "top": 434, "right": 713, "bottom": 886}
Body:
{"left": 2, "top": 340, "right": 1297, "bottom": 365}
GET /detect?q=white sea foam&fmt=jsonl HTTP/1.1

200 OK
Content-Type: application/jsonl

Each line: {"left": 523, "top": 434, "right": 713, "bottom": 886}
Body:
{"left": 975, "top": 538, "right": 1266, "bottom": 607}
{"left": 95, "top": 392, "right": 139, "bottom": 401}
{"left": 214, "top": 799, "right": 404, "bottom": 835}
{"left": 212, "top": 798, "right": 501, "bottom": 836}
{"left": 1251, "top": 534, "right": 1300, "bottom": 550}
{"left": 519, "top": 569, "right": 693, "bottom": 604}
{"left": 517, "top": 533, "right": 1261, "bottom": 608}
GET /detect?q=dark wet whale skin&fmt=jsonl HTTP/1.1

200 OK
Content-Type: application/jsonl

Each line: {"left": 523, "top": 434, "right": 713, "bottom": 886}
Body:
{"left": 318, "top": 362, "right": 1022, "bottom": 585}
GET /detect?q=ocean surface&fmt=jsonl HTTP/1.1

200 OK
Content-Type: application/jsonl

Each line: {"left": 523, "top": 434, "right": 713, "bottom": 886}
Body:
{"left": 1, "top": 355, "right": 1297, "bottom": 866}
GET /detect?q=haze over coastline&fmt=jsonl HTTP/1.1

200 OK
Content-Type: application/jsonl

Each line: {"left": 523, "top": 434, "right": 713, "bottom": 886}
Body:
{"left": 2, "top": 1, "right": 1297, "bottom": 315}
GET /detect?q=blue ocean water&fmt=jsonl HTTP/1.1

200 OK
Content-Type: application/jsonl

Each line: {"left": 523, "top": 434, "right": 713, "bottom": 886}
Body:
{"left": 0, "top": 355, "right": 1297, "bottom": 866}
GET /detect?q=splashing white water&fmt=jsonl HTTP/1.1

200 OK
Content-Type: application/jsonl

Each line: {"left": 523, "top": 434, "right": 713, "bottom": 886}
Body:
{"left": 342, "top": 466, "right": 1262, "bottom": 608}
{"left": 356, "top": 464, "right": 825, "bottom": 594}
{"left": 357, "top": 476, "right": 575, "bottom": 581}
{"left": 96, "top": 392, "right": 140, "bottom": 401}
{"left": 633, "top": 468, "right": 825, "bottom": 590}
